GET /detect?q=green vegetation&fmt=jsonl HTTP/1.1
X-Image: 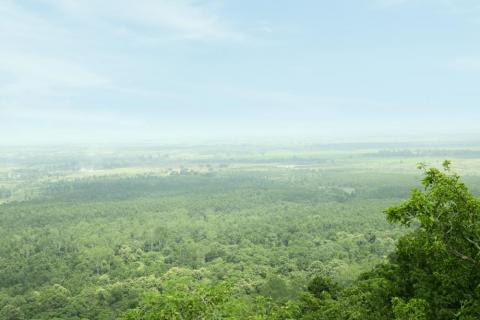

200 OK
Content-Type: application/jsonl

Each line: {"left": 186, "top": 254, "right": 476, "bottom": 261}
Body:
{"left": 1, "top": 144, "right": 479, "bottom": 319}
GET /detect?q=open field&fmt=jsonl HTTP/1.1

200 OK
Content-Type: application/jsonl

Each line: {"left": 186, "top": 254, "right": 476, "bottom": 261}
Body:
{"left": 2, "top": 142, "right": 480, "bottom": 204}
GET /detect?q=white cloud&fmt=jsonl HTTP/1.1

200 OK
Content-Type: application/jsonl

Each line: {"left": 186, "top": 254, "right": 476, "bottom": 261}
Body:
{"left": 450, "top": 57, "right": 480, "bottom": 72}
{"left": 0, "top": 0, "right": 243, "bottom": 98}
{"left": 41, "top": 0, "right": 243, "bottom": 41}
{"left": 375, "top": 0, "right": 411, "bottom": 7}
{"left": 0, "top": 53, "right": 109, "bottom": 96}
{"left": 0, "top": 0, "right": 244, "bottom": 113}
{"left": 0, "top": 105, "right": 144, "bottom": 128}
{"left": 441, "top": 0, "right": 480, "bottom": 13}
{"left": 0, "top": 104, "right": 149, "bottom": 145}
{"left": 0, "top": 1, "right": 109, "bottom": 97}
{"left": 375, "top": 0, "right": 480, "bottom": 12}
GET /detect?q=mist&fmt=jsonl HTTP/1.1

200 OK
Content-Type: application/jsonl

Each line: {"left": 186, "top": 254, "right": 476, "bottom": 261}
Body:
{"left": 1, "top": 0, "right": 479, "bottom": 145}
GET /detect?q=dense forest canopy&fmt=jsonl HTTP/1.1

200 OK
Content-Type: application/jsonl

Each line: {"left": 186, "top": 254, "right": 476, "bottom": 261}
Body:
{"left": 122, "top": 163, "right": 480, "bottom": 319}
{"left": 1, "top": 146, "right": 480, "bottom": 319}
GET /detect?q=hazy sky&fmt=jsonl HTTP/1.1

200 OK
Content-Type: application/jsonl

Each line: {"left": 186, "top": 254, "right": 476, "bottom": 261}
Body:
{"left": 1, "top": 0, "right": 480, "bottom": 145}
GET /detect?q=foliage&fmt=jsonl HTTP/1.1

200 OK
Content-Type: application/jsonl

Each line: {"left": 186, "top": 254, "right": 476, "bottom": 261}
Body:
{"left": 1, "top": 157, "right": 480, "bottom": 319}
{"left": 392, "top": 297, "right": 428, "bottom": 320}
{"left": 294, "top": 163, "right": 480, "bottom": 320}
{"left": 385, "top": 163, "right": 480, "bottom": 319}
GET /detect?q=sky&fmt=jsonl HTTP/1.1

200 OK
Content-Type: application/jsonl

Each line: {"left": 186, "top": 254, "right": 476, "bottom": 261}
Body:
{"left": 1, "top": 0, "right": 480, "bottom": 145}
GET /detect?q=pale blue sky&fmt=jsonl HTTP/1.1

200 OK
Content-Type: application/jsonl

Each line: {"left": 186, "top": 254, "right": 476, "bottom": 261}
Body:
{"left": 1, "top": 0, "right": 480, "bottom": 145}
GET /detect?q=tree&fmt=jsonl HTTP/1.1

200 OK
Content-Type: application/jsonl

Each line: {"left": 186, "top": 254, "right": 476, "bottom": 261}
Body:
{"left": 386, "top": 162, "right": 480, "bottom": 266}
{"left": 0, "top": 304, "right": 25, "bottom": 320}
{"left": 122, "top": 280, "right": 235, "bottom": 320}
{"left": 392, "top": 297, "right": 428, "bottom": 320}
{"left": 307, "top": 276, "right": 339, "bottom": 299}
{"left": 385, "top": 163, "right": 480, "bottom": 319}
